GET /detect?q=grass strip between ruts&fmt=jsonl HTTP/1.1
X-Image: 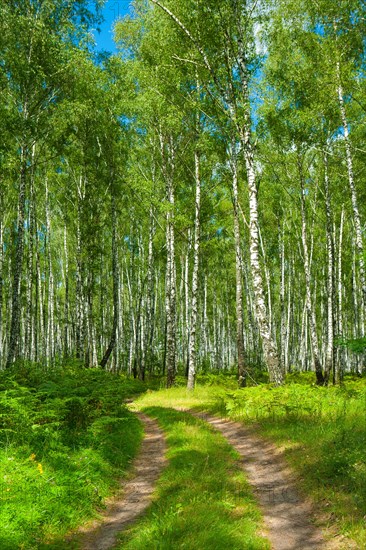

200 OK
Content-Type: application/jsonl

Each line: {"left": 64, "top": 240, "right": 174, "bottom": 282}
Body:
{"left": 117, "top": 406, "right": 270, "bottom": 550}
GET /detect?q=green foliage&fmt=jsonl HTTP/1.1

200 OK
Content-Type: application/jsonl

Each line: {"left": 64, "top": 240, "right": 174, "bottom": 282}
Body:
{"left": 336, "top": 337, "right": 366, "bottom": 354}
{"left": 0, "top": 366, "right": 145, "bottom": 549}
{"left": 117, "top": 407, "right": 269, "bottom": 549}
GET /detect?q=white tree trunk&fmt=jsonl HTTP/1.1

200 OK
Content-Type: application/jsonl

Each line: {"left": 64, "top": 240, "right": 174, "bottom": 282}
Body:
{"left": 0, "top": 215, "right": 3, "bottom": 369}
{"left": 337, "top": 207, "right": 345, "bottom": 378}
{"left": 230, "top": 145, "right": 246, "bottom": 386}
{"left": 323, "top": 152, "right": 335, "bottom": 384}
{"left": 299, "top": 164, "right": 324, "bottom": 384}
{"left": 243, "top": 139, "right": 283, "bottom": 385}
{"left": 46, "top": 179, "right": 55, "bottom": 367}
{"left": 187, "top": 147, "right": 201, "bottom": 390}
{"left": 337, "top": 62, "right": 365, "bottom": 328}
{"left": 280, "top": 227, "right": 286, "bottom": 374}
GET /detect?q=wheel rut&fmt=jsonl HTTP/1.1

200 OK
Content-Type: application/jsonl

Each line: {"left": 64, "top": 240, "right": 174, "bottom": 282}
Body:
{"left": 186, "top": 410, "right": 352, "bottom": 550}
{"left": 75, "top": 413, "right": 167, "bottom": 550}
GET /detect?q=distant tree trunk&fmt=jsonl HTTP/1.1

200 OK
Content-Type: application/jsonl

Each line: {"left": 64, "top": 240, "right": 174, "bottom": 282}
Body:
{"left": 352, "top": 235, "right": 359, "bottom": 338}
{"left": 184, "top": 229, "right": 191, "bottom": 375}
{"left": 88, "top": 280, "right": 98, "bottom": 367}
{"left": 203, "top": 275, "right": 208, "bottom": 359}
{"left": 6, "top": 146, "right": 27, "bottom": 368}
{"left": 165, "top": 182, "right": 176, "bottom": 387}
{"left": 76, "top": 181, "right": 84, "bottom": 361}
{"left": 336, "top": 62, "right": 365, "bottom": 325}
{"left": 257, "top": 225, "right": 273, "bottom": 342}
{"left": 160, "top": 133, "right": 176, "bottom": 388}
{"left": 36, "top": 237, "right": 44, "bottom": 362}
{"left": 323, "top": 151, "right": 335, "bottom": 385}
{"left": 146, "top": 206, "right": 156, "bottom": 370}
{"left": 100, "top": 184, "right": 119, "bottom": 369}
{"left": 187, "top": 147, "right": 201, "bottom": 390}
{"left": 25, "top": 161, "right": 35, "bottom": 361}
{"left": 230, "top": 146, "right": 246, "bottom": 387}
{"left": 46, "top": 179, "right": 55, "bottom": 367}
{"left": 285, "top": 259, "right": 292, "bottom": 373}
{"left": 299, "top": 157, "right": 324, "bottom": 385}
{"left": 118, "top": 270, "right": 124, "bottom": 371}
{"left": 279, "top": 225, "right": 286, "bottom": 375}
{"left": 337, "top": 207, "right": 345, "bottom": 380}
{"left": 63, "top": 225, "right": 70, "bottom": 359}
{"left": 0, "top": 209, "right": 4, "bottom": 369}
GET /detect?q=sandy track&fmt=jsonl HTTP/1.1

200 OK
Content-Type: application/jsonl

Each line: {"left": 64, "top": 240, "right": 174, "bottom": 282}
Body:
{"left": 189, "top": 410, "right": 353, "bottom": 550}
{"left": 76, "top": 413, "right": 167, "bottom": 550}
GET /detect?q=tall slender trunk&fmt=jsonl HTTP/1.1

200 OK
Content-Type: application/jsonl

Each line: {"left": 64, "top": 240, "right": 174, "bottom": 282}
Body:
{"left": 203, "top": 275, "right": 208, "bottom": 359}
{"left": 299, "top": 158, "right": 324, "bottom": 384}
{"left": 0, "top": 212, "right": 4, "bottom": 369}
{"left": 323, "top": 151, "right": 335, "bottom": 384}
{"left": 100, "top": 185, "right": 119, "bottom": 368}
{"left": 336, "top": 62, "right": 365, "bottom": 327}
{"left": 285, "top": 260, "right": 292, "bottom": 373}
{"left": 187, "top": 147, "right": 201, "bottom": 390}
{"left": 184, "top": 229, "right": 191, "bottom": 374}
{"left": 6, "top": 146, "right": 27, "bottom": 368}
{"left": 76, "top": 187, "right": 83, "bottom": 361}
{"left": 146, "top": 207, "right": 155, "bottom": 370}
{"left": 279, "top": 225, "right": 286, "bottom": 375}
{"left": 230, "top": 146, "right": 246, "bottom": 387}
{"left": 125, "top": 256, "right": 136, "bottom": 376}
{"left": 232, "top": 1, "right": 283, "bottom": 385}
{"left": 337, "top": 207, "right": 345, "bottom": 379}
{"left": 241, "top": 138, "right": 283, "bottom": 384}
{"left": 46, "top": 179, "right": 55, "bottom": 367}
{"left": 63, "top": 225, "right": 69, "bottom": 358}
{"left": 160, "top": 133, "right": 176, "bottom": 387}
{"left": 36, "top": 237, "right": 44, "bottom": 361}
{"left": 117, "top": 271, "right": 124, "bottom": 371}
{"left": 352, "top": 235, "right": 359, "bottom": 339}
{"left": 258, "top": 224, "right": 273, "bottom": 340}
{"left": 165, "top": 184, "right": 176, "bottom": 387}
{"left": 25, "top": 158, "right": 35, "bottom": 361}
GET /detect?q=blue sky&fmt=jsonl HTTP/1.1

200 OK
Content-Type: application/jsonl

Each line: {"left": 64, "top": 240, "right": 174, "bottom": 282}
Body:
{"left": 93, "top": 0, "right": 132, "bottom": 52}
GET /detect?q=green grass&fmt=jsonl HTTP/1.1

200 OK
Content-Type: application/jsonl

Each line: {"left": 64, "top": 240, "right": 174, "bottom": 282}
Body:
{"left": 2, "top": 367, "right": 364, "bottom": 548}
{"left": 133, "top": 375, "right": 366, "bottom": 547}
{"left": 0, "top": 364, "right": 145, "bottom": 550}
{"left": 117, "top": 406, "right": 269, "bottom": 550}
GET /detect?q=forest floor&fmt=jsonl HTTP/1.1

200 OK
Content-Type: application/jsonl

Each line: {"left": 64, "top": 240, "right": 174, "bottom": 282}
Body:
{"left": 1, "top": 370, "right": 365, "bottom": 549}
{"left": 113, "top": 377, "right": 364, "bottom": 549}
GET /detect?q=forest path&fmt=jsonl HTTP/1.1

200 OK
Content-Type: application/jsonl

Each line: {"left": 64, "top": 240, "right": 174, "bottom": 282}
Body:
{"left": 75, "top": 413, "right": 167, "bottom": 550}
{"left": 71, "top": 406, "right": 352, "bottom": 550}
{"left": 179, "top": 409, "right": 343, "bottom": 550}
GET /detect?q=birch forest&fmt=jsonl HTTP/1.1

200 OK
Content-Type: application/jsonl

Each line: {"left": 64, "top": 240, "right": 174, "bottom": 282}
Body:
{"left": 1, "top": 1, "right": 366, "bottom": 549}
{"left": 0, "top": 0, "right": 366, "bottom": 387}
{"left": 1, "top": 0, "right": 365, "bottom": 387}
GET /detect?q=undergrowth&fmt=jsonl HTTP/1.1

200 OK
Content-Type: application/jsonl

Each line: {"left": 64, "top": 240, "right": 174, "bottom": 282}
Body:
{"left": 0, "top": 364, "right": 145, "bottom": 550}
{"left": 134, "top": 374, "right": 366, "bottom": 547}
{"left": 117, "top": 407, "right": 270, "bottom": 549}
